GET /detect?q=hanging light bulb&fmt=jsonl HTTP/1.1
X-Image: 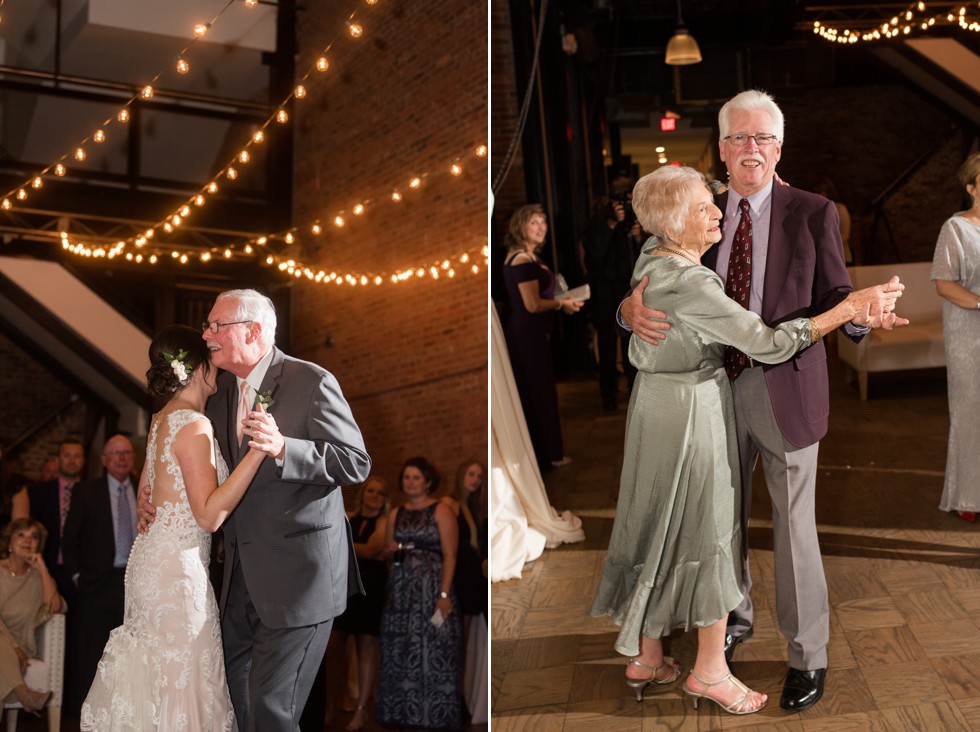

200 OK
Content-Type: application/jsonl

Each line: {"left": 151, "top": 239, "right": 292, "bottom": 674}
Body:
{"left": 243, "top": 0, "right": 258, "bottom": 7}
{"left": 177, "top": 58, "right": 190, "bottom": 74}
{"left": 74, "top": 147, "right": 86, "bottom": 161}
{"left": 15, "top": 189, "right": 27, "bottom": 201}
{"left": 179, "top": 205, "right": 191, "bottom": 217}
{"left": 334, "top": 215, "right": 345, "bottom": 227}
{"left": 353, "top": 203, "right": 365, "bottom": 215}
{"left": 391, "top": 190, "right": 402, "bottom": 202}
{"left": 664, "top": 0, "right": 702, "bottom": 65}
{"left": 284, "top": 232, "right": 295, "bottom": 244}
{"left": 118, "top": 108, "right": 131, "bottom": 123}
{"left": 316, "top": 56, "right": 330, "bottom": 72}
{"left": 409, "top": 177, "right": 422, "bottom": 189}
{"left": 348, "top": 22, "right": 364, "bottom": 38}
{"left": 252, "top": 130, "right": 265, "bottom": 144}
{"left": 194, "top": 195, "right": 205, "bottom": 206}
{"left": 194, "top": 22, "right": 210, "bottom": 37}
{"left": 294, "top": 84, "right": 307, "bottom": 99}
{"left": 239, "top": 150, "right": 251, "bottom": 164}
{"left": 276, "top": 109, "right": 289, "bottom": 123}
{"left": 207, "top": 181, "right": 219, "bottom": 194}
{"left": 312, "top": 223, "right": 322, "bottom": 235}
{"left": 141, "top": 85, "right": 154, "bottom": 99}
{"left": 1, "top": 199, "right": 11, "bottom": 210}
{"left": 226, "top": 167, "right": 239, "bottom": 180}
{"left": 93, "top": 130, "right": 106, "bottom": 143}
{"left": 475, "top": 145, "right": 487, "bottom": 157}
{"left": 54, "top": 164, "right": 66, "bottom": 177}
{"left": 450, "top": 162, "right": 462, "bottom": 176}
{"left": 31, "top": 177, "right": 43, "bottom": 189}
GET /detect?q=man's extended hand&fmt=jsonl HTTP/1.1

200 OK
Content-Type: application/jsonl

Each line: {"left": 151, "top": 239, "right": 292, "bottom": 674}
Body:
{"left": 620, "top": 275, "right": 670, "bottom": 345}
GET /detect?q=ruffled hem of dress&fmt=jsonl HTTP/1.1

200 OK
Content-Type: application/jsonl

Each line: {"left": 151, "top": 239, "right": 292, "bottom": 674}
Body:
{"left": 590, "top": 542, "right": 744, "bottom": 658}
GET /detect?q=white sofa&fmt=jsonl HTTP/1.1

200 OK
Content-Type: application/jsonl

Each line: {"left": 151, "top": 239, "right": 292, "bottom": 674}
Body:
{"left": 836, "top": 262, "right": 946, "bottom": 400}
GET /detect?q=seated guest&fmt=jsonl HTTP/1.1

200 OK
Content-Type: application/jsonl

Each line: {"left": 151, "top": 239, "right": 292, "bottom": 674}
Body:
{"left": 0, "top": 518, "right": 65, "bottom": 715}
{"left": 589, "top": 165, "right": 906, "bottom": 715}
{"left": 324, "top": 476, "right": 390, "bottom": 731}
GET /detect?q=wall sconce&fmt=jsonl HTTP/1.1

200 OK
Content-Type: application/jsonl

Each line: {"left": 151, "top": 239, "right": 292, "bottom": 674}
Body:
{"left": 665, "top": 0, "right": 702, "bottom": 66}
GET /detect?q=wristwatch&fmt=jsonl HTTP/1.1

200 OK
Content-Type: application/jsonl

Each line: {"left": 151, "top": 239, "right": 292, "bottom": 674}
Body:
{"left": 438, "top": 591, "right": 449, "bottom": 599}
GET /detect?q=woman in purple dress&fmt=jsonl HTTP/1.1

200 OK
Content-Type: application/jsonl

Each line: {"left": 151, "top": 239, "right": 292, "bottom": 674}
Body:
{"left": 502, "top": 204, "right": 583, "bottom": 469}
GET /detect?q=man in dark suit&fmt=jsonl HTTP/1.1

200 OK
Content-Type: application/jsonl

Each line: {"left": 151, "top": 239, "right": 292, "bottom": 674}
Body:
{"left": 200, "top": 289, "right": 371, "bottom": 732}
{"left": 29, "top": 438, "right": 86, "bottom": 711}
{"left": 62, "top": 434, "right": 137, "bottom": 710}
{"left": 620, "top": 90, "right": 902, "bottom": 712}
{"left": 29, "top": 438, "right": 85, "bottom": 600}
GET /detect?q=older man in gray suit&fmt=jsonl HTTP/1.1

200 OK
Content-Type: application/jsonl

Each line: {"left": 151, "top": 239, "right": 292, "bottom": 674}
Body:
{"left": 202, "top": 289, "right": 371, "bottom": 731}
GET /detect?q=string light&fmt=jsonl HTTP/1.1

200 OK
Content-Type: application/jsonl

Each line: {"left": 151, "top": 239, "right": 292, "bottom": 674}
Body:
{"left": 93, "top": 130, "right": 106, "bottom": 143}
{"left": 177, "top": 58, "right": 190, "bottom": 74}
{"left": 4, "top": 1, "right": 486, "bottom": 292}
{"left": 193, "top": 22, "right": 210, "bottom": 37}
{"left": 809, "top": 1, "right": 980, "bottom": 42}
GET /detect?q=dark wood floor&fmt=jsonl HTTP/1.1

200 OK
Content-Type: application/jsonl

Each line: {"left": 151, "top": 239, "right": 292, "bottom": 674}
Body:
{"left": 490, "top": 350, "right": 980, "bottom": 730}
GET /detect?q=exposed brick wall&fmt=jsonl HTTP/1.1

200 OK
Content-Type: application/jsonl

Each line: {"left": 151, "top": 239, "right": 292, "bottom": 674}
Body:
{"left": 775, "top": 85, "right": 964, "bottom": 264}
{"left": 0, "top": 332, "right": 88, "bottom": 481}
{"left": 291, "top": 0, "right": 488, "bottom": 494}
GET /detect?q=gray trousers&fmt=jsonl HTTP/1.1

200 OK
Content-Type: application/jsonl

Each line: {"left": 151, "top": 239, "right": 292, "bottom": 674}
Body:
{"left": 223, "top": 557, "right": 333, "bottom": 732}
{"left": 728, "top": 366, "right": 829, "bottom": 671}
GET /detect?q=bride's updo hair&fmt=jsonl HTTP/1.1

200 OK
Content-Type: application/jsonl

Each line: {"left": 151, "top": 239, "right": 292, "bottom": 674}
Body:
{"left": 146, "top": 324, "right": 210, "bottom": 398}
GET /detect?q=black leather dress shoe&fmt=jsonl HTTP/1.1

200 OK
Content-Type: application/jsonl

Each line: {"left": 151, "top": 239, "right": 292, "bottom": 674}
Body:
{"left": 780, "top": 667, "right": 826, "bottom": 712}
{"left": 722, "top": 626, "right": 753, "bottom": 662}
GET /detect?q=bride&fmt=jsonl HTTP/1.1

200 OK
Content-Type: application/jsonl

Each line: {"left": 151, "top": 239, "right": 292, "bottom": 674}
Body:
{"left": 80, "top": 325, "right": 275, "bottom": 731}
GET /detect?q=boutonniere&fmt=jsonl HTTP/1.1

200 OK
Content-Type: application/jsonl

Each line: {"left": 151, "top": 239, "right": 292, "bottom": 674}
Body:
{"left": 254, "top": 387, "right": 276, "bottom": 410}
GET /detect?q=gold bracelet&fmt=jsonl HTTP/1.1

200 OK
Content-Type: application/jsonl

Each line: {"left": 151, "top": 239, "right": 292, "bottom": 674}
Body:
{"left": 809, "top": 317, "right": 822, "bottom": 343}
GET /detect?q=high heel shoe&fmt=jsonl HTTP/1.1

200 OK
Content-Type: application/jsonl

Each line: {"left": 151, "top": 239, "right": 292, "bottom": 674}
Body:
{"left": 682, "top": 671, "right": 767, "bottom": 715}
{"left": 957, "top": 511, "right": 977, "bottom": 523}
{"left": 625, "top": 656, "right": 681, "bottom": 702}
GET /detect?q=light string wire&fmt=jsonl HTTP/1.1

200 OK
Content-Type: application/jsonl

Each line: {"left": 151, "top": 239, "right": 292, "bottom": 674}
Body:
{"left": 810, "top": 1, "right": 980, "bottom": 43}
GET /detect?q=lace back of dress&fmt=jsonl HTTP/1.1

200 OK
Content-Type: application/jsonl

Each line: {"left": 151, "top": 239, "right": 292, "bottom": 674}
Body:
{"left": 149, "top": 409, "right": 207, "bottom": 533}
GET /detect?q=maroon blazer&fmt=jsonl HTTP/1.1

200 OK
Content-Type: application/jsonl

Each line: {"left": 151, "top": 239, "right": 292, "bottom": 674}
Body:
{"left": 703, "top": 182, "right": 860, "bottom": 449}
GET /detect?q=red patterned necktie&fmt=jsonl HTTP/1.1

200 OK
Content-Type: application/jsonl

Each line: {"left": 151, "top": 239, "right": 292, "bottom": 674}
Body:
{"left": 724, "top": 198, "right": 753, "bottom": 381}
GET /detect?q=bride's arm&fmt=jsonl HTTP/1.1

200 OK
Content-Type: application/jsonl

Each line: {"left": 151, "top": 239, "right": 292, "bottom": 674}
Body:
{"left": 174, "top": 418, "right": 266, "bottom": 532}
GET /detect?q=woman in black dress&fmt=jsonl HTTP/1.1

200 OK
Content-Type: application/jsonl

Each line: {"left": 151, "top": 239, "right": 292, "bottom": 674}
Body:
{"left": 442, "top": 459, "right": 487, "bottom": 722}
{"left": 501, "top": 204, "right": 583, "bottom": 469}
{"left": 324, "top": 476, "right": 389, "bottom": 731}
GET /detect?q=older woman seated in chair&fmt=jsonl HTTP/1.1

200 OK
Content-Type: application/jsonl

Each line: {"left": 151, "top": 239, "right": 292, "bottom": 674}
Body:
{"left": 0, "top": 518, "right": 65, "bottom": 715}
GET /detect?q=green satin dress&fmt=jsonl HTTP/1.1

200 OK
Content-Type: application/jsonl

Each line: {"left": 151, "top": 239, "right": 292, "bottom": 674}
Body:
{"left": 589, "top": 254, "right": 812, "bottom": 656}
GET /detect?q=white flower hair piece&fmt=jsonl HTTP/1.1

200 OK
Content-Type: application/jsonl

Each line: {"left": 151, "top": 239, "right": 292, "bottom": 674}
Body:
{"left": 162, "top": 349, "right": 192, "bottom": 385}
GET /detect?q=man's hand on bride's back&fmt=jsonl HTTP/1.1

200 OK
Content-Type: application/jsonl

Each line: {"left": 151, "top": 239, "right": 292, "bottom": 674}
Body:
{"left": 136, "top": 483, "right": 155, "bottom": 533}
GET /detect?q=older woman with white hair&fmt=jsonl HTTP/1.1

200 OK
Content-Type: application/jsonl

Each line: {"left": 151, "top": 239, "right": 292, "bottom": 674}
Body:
{"left": 589, "top": 165, "right": 905, "bottom": 716}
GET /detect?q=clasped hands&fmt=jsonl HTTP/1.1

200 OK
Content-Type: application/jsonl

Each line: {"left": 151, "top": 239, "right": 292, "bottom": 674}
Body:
{"left": 847, "top": 275, "right": 909, "bottom": 330}
{"left": 241, "top": 402, "right": 285, "bottom": 460}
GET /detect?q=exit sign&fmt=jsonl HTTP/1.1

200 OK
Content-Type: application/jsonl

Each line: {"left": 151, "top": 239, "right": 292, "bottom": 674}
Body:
{"left": 660, "top": 117, "right": 676, "bottom": 131}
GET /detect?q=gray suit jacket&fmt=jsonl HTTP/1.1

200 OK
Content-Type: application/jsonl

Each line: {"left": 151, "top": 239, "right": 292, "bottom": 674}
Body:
{"left": 208, "top": 347, "right": 371, "bottom": 628}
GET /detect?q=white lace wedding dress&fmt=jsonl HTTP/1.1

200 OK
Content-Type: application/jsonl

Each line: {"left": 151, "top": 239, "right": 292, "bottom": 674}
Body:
{"left": 80, "top": 409, "right": 236, "bottom": 731}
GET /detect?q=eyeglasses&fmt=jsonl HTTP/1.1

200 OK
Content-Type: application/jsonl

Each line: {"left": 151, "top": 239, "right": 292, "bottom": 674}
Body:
{"left": 201, "top": 320, "right": 251, "bottom": 334}
{"left": 104, "top": 449, "right": 133, "bottom": 457}
{"left": 722, "top": 133, "right": 778, "bottom": 146}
